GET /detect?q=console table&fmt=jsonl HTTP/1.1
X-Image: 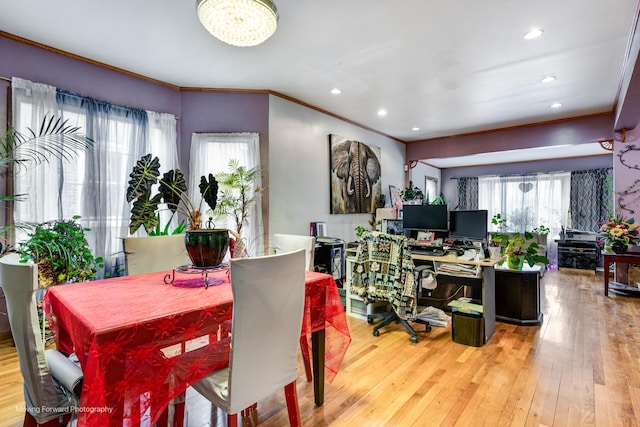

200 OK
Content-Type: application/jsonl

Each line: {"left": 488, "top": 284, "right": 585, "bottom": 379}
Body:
{"left": 495, "top": 264, "right": 543, "bottom": 325}
{"left": 411, "top": 253, "right": 500, "bottom": 344}
{"left": 603, "top": 249, "right": 640, "bottom": 297}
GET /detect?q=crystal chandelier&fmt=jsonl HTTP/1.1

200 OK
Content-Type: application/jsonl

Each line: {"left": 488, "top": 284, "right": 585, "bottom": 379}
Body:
{"left": 196, "top": 0, "right": 279, "bottom": 47}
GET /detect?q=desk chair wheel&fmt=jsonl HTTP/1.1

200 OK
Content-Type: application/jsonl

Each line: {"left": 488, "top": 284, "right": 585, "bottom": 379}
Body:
{"left": 426, "top": 325, "right": 432, "bottom": 332}
{"left": 410, "top": 335, "right": 418, "bottom": 343}
{"left": 367, "top": 317, "right": 374, "bottom": 324}
{"left": 372, "top": 329, "right": 380, "bottom": 337}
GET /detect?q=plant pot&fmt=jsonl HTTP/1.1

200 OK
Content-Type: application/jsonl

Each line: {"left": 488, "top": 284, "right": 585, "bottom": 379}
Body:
{"left": 507, "top": 255, "right": 524, "bottom": 270}
{"left": 611, "top": 241, "right": 628, "bottom": 254}
{"left": 185, "top": 229, "right": 230, "bottom": 267}
{"left": 487, "top": 246, "right": 502, "bottom": 259}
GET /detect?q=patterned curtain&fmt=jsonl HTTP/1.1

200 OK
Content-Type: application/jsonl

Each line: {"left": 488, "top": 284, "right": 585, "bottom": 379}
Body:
{"left": 570, "top": 168, "right": 612, "bottom": 232}
{"left": 456, "top": 177, "right": 478, "bottom": 210}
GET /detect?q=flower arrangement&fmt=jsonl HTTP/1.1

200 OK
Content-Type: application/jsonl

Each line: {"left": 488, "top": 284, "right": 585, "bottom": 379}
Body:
{"left": 599, "top": 216, "right": 639, "bottom": 248}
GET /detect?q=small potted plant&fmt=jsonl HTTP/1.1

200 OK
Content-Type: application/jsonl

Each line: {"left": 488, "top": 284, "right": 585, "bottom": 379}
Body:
{"left": 399, "top": 181, "right": 424, "bottom": 205}
{"left": 493, "top": 231, "right": 550, "bottom": 269}
{"left": 18, "top": 216, "right": 104, "bottom": 288}
{"left": 126, "top": 154, "right": 227, "bottom": 267}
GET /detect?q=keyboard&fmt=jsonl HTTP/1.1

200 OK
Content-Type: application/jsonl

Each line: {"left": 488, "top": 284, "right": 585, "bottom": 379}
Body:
{"left": 409, "top": 246, "right": 446, "bottom": 257}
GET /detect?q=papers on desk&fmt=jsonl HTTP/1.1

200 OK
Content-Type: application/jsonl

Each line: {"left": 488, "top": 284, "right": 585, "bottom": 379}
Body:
{"left": 448, "top": 298, "right": 484, "bottom": 314}
{"left": 435, "top": 262, "right": 481, "bottom": 278}
{"left": 457, "top": 250, "right": 476, "bottom": 261}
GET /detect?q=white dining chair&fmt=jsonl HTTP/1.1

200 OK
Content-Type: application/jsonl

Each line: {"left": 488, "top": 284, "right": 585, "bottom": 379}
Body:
{"left": 0, "top": 253, "right": 83, "bottom": 427}
{"left": 191, "top": 249, "right": 306, "bottom": 426}
{"left": 123, "top": 234, "right": 190, "bottom": 275}
{"left": 273, "top": 233, "right": 316, "bottom": 382}
{"left": 273, "top": 234, "right": 315, "bottom": 271}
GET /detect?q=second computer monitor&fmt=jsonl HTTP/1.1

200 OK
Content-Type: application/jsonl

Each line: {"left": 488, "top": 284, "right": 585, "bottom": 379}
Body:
{"left": 449, "top": 209, "right": 488, "bottom": 242}
{"left": 402, "top": 204, "right": 448, "bottom": 232}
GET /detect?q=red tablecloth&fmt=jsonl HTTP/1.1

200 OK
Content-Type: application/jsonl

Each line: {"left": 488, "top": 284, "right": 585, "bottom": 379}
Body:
{"left": 44, "top": 270, "right": 350, "bottom": 426}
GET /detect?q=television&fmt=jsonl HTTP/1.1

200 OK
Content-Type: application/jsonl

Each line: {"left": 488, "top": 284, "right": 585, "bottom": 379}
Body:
{"left": 402, "top": 204, "right": 448, "bottom": 232}
{"left": 449, "top": 210, "right": 488, "bottom": 242}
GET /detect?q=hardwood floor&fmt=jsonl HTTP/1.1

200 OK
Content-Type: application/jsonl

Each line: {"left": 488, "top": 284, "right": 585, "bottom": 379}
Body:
{"left": 2, "top": 269, "right": 640, "bottom": 426}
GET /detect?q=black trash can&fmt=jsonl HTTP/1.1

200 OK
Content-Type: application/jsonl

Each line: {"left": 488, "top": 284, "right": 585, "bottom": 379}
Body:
{"left": 451, "top": 310, "right": 484, "bottom": 347}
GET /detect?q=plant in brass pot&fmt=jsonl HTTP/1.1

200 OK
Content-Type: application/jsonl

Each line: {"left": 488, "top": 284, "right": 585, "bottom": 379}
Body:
{"left": 126, "top": 154, "right": 228, "bottom": 267}
{"left": 492, "top": 231, "right": 549, "bottom": 270}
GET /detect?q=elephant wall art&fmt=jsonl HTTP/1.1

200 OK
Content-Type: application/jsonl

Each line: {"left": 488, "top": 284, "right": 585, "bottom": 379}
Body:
{"left": 330, "top": 135, "right": 381, "bottom": 214}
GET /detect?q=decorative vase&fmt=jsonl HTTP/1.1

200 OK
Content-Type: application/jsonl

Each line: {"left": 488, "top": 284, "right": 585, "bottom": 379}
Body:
{"left": 507, "top": 255, "right": 524, "bottom": 270}
{"left": 184, "top": 229, "right": 230, "bottom": 267}
{"left": 611, "top": 241, "right": 628, "bottom": 254}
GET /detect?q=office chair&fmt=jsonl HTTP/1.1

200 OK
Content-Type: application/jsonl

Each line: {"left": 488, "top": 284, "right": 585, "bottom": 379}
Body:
{"left": 191, "top": 249, "right": 306, "bottom": 426}
{"left": 0, "top": 253, "right": 83, "bottom": 427}
{"left": 351, "top": 232, "right": 430, "bottom": 343}
{"left": 123, "top": 234, "right": 190, "bottom": 275}
{"left": 272, "top": 233, "right": 316, "bottom": 381}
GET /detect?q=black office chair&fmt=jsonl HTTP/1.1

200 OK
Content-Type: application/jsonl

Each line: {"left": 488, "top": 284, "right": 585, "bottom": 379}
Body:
{"left": 350, "top": 232, "right": 431, "bottom": 343}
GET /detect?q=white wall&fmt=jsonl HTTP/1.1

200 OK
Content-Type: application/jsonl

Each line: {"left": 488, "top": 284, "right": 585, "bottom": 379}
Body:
{"left": 268, "top": 95, "right": 406, "bottom": 243}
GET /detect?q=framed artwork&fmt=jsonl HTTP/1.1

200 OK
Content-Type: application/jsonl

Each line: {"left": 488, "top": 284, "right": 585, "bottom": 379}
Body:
{"left": 329, "top": 134, "right": 381, "bottom": 214}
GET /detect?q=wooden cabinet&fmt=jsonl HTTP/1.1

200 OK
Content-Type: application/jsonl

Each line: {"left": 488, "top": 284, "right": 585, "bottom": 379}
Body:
{"left": 495, "top": 265, "right": 542, "bottom": 326}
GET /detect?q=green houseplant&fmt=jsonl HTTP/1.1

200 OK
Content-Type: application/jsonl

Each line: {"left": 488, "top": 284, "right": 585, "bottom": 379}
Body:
{"left": 493, "top": 231, "right": 550, "bottom": 269}
{"left": 213, "top": 158, "right": 261, "bottom": 238}
{"left": 126, "top": 154, "right": 228, "bottom": 267}
{"left": 18, "top": 216, "right": 104, "bottom": 288}
{"left": 399, "top": 181, "right": 424, "bottom": 204}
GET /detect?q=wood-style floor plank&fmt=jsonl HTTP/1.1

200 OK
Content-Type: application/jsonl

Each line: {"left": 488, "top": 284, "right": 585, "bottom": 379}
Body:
{"left": 1, "top": 269, "right": 639, "bottom": 426}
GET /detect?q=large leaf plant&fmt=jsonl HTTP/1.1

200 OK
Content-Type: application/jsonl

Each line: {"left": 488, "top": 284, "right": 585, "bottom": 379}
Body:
{"left": 126, "top": 154, "right": 219, "bottom": 234}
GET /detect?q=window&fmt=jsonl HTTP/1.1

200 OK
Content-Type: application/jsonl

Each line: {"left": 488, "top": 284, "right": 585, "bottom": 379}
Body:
{"left": 478, "top": 173, "right": 571, "bottom": 233}
{"left": 11, "top": 78, "right": 178, "bottom": 277}
{"left": 189, "top": 132, "right": 263, "bottom": 254}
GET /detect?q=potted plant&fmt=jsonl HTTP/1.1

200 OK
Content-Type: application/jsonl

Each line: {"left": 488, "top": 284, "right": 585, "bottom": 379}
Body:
{"left": 399, "top": 181, "right": 424, "bottom": 205}
{"left": 599, "top": 215, "right": 639, "bottom": 254}
{"left": 126, "top": 154, "right": 228, "bottom": 267}
{"left": 18, "top": 216, "right": 104, "bottom": 288}
{"left": 493, "top": 231, "right": 550, "bottom": 269}
{"left": 213, "top": 158, "right": 261, "bottom": 240}
{"left": 0, "top": 115, "right": 94, "bottom": 249}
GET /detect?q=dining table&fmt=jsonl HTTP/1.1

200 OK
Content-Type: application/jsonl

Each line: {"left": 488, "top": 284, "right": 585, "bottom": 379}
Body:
{"left": 44, "top": 268, "right": 351, "bottom": 426}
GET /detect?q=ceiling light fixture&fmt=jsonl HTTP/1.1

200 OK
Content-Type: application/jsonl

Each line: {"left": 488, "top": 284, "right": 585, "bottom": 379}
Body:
{"left": 196, "top": 0, "right": 279, "bottom": 47}
{"left": 331, "top": 88, "right": 342, "bottom": 95}
{"left": 524, "top": 28, "right": 543, "bottom": 40}
{"left": 412, "top": 127, "right": 420, "bottom": 131}
{"left": 541, "top": 75, "right": 556, "bottom": 83}
{"left": 550, "top": 102, "right": 563, "bottom": 108}
{"left": 377, "top": 109, "right": 387, "bottom": 117}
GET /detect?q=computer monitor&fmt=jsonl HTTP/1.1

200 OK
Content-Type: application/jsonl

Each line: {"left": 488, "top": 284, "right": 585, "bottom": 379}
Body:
{"left": 402, "top": 204, "right": 448, "bottom": 232}
{"left": 449, "top": 209, "right": 488, "bottom": 242}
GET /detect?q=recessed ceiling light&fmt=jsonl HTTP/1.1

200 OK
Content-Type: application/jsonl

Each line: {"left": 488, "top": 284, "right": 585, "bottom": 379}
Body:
{"left": 412, "top": 127, "right": 420, "bottom": 131}
{"left": 541, "top": 75, "right": 556, "bottom": 83}
{"left": 377, "top": 109, "right": 387, "bottom": 117}
{"left": 550, "top": 102, "right": 563, "bottom": 109}
{"left": 330, "top": 88, "right": 341, "bottom": 95}
{"left": 524, "top": 28, "right": 543, "bottom": 40}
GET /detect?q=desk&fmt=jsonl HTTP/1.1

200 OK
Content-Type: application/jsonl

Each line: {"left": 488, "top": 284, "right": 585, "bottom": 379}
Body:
{"left": 411, "top": 254, "right": 501, "bottom": 344}
{"left": 603, "top": 250, "right": 640, "bottom": 296}
{"left": 44, "top": 270, "right": 350, "bottom": 426}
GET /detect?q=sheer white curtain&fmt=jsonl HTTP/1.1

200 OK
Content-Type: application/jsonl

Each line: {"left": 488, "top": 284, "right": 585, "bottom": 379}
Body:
{"left": 11, "top": 77, "right": 61, "bottom": 230}
{"left": 479, "top": 172, "right": 570, "bottom": 267}
{"left": 479, "top": 173, "right": 570, "bottom": 234}
{"left": 11, "top": 78, "right": 179, "bottom": 277}
{"left": 189, "top": 132, "right": 263, "bottom": 255}
{"left": 144, "top": 111, "right": 180, "bottom": 235}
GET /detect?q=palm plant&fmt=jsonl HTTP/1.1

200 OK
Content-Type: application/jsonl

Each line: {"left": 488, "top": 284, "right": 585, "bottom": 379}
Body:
{"left": 126, "top": 154, "right": 219, "bottom": 234}
{"left": 214, "top": 159, "right": 261, "bottom": 236}
{"left": 0, "top": 115, "right": 94, "bottom": 248}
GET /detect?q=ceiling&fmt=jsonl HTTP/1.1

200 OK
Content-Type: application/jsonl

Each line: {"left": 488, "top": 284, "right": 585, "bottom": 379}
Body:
{"left": 1, "top": 0, "right": 638, "bottom": 145}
